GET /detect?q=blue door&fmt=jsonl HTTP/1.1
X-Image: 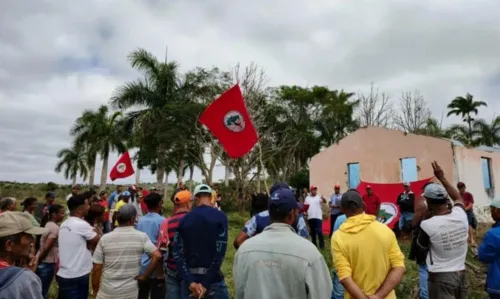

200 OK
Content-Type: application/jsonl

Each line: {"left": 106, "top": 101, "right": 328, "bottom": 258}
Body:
{"left": 348, "top": 163, "right": 360, "bottom": 189}
{"left": 481, "top": 157, "right": 492, "bottom": 189}
{"left": 401, "top": 157, "right": 418, "bottom": 182}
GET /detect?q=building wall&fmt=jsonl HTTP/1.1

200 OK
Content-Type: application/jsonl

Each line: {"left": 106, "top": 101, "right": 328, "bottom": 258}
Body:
{"left": 454, "top": 146, "right": 500, "bottom": 221}
{"left": 310, "top": 127, "right": 454, "bottom": 198}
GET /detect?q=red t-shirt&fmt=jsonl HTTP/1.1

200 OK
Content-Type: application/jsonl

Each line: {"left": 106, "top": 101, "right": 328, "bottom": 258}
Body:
{"left": 362, "top": 194, "right": 381, "bottom": 216}
{"left": 462, "top": 192, "right": 474, "bottom": 210}
{"left": 99, "top": 200, "right": 109, "bottom": 222}
{"left": 140, "top": 189, "right": 150, "bottom": 213}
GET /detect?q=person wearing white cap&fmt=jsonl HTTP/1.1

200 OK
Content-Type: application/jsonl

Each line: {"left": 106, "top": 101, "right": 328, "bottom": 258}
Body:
{"left": 397, "top": 182, "right": 415, "bottom": 240}
{"left": 0, "top": 211, "right": 46, "bottom": 299}
{"left": 477, "top": 197, "right": 500, "bottom": 298}
{"left": 416, "top": 161, "right": 469, "bottom": 299}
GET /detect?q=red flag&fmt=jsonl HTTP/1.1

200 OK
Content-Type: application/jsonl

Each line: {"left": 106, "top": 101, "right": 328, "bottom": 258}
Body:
{"left": 109, "top": 151, "right": 135, "bottom": 181}
{"left": 199, "top": 84, "right": 258, "bottom": 158}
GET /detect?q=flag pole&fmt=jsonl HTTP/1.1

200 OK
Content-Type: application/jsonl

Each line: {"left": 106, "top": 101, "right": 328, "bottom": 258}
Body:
{"left": 257, "top": 141, "right": 269, "bottom": 195}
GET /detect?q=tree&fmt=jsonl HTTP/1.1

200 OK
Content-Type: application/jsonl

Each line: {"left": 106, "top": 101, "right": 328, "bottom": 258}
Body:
{"left": 447, "top": 93, "right": 487, "bottom": 140}
{"left": 393, "top": 90, "right": 430, "bottom": 133}
{"left": 356, "top": 83, "right": 393, "bottom": 128}
{"left": 415, "top": 115, "right": 451, "bottom": 138}
{"left": 54, "top": 147, "right": 88, "bottom": 185}
{"left": 71, "top": 105, "right": 125, "bottom": 190}
{"left": 472, "top": 116, "right": 500, "bottom": 147}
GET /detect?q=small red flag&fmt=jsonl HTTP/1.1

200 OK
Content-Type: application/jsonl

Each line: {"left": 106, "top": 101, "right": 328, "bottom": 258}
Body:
{"left": 199, "top": 84, "right": 258, "bottom": 158}
{"left": 109, "top": 151, "right": 135, "bottom": 181}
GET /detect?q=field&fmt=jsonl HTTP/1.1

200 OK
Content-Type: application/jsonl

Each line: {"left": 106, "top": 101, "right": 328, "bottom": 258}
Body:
{"left": 1, "top": 183, "right": 490, "bottom": 299}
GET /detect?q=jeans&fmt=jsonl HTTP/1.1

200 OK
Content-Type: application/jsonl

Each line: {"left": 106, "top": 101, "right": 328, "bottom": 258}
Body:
{"left": 57, "top": 274, "right": 89, "bottom": 299}
{"left": 181, "top": 280, "right": 230, "bottom": 299}
{"left": 331, "top": 269, "right": 344, "bottom": 299}
{"left": 138, "top": 278, "right": 166, "bottom": 299}
{"left": 36, "top": 262, "right": 55, "bottom": 299}
{"left": 428, "top": 271, "right": 468, "bottom": 299}
{"left": 399, "top": 212, "right": 414, "bottom": 231}
{"left": 330, "top": 214, "right": 341, "bottom": 236}
{"left": 165, "top": 273, "right": 182, "bottom": 299}
{"left": 418, "top": 263, "right": 429, "bottom": 299}
{"left": 308, "top": 219, "right": 324, "bottom": 249}
{"left": 103, "top": 220, "right": 111, "bottom": 234}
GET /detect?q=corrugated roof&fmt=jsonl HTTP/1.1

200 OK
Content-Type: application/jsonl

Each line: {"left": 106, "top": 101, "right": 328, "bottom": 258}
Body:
{"left": 474, "top": 145, "right": 500, "bottom": 153}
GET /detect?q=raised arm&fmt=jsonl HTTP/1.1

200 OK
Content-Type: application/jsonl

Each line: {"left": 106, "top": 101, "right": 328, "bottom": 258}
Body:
{"left": 432, "top": 161, "right": 463, "bottom": 205}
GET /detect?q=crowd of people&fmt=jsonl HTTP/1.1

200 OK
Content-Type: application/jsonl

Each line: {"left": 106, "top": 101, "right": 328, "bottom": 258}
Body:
{"left": 0, "top": 161, "right": 499, "bottom": 299}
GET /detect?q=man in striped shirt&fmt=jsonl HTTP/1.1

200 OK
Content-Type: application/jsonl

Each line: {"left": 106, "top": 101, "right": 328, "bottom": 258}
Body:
{"left": 157, "top": 190, "right": 193, "bottom": 299}
{"left": 91, "top": 204, "right": 162, "bottom": 299}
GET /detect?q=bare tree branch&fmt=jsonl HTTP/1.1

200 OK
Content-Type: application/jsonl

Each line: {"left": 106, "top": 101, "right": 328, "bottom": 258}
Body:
{"left": 356, "top": 83, "right": 393, "bottom": 128}
{"left": 393, "top": 90, "right": 431, "bottom": 133}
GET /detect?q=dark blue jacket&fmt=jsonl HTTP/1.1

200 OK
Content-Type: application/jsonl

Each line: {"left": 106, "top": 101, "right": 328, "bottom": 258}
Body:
{"left": 478, "top": 221, "right": 500, "bottom": 295}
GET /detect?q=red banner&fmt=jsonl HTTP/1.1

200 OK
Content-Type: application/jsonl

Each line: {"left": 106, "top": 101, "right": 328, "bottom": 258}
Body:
{"left": 322, "top": 177, "right": 433, "bottom": 235}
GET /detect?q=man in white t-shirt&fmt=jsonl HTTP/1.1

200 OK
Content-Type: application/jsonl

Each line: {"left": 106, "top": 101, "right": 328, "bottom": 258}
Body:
{"left": 416, "top": 161, "right": 468, "bottom": 299}
{"left": 304, "top": 185, "right": 327, "bottom": 249}
{"left": 57, "top": 194, "right": 100, "bottom": 299}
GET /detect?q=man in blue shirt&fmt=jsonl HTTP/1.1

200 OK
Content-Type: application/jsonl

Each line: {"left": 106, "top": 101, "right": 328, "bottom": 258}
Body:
{"left": 137, "top": 192, "right": 166, "bottom": 299}
{"left": 478, "top": 197, "right": 500, "bottom": 298}
{"left": 329, "top": 184, "right": 343, "bottom": 236}
{"left": 107, "top": 185, "right": 123, "bottom": 221}
{"left": 173, "top": 184, "right": 229, "bottom": 299}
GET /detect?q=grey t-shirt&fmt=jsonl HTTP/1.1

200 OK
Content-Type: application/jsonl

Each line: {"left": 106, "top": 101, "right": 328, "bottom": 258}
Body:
{"left": 0, "top": 266, "right": 43, "bottom": 299}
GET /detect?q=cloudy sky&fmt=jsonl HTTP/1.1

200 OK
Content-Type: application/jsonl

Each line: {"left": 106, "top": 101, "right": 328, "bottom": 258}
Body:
{"left": 1, "top": 0, "right": 499, "bottom": 184}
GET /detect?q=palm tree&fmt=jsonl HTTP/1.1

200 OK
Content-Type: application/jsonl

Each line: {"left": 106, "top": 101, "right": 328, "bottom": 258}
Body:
{"left": 472, "top": 117, "right": 500, "bottom": 147}
{"left": 110, "top": 48, "right": 202, "bottom": 188}
{"left": 447, "top": 93, "right": 487, "bottom": 140}
{"left": 55, "top": 147, "right": 88, "bottom": 185}
{"left": 71, "top": 105, "right": 126, "bottom": 190}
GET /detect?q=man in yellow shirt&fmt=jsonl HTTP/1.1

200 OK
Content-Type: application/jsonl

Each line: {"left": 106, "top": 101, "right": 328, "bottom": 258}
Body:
{"left": 112, "top": 191, "right": 131, "bottom": 229}
{"left": 332, "top": 190, "right": 405, "bottom": 299}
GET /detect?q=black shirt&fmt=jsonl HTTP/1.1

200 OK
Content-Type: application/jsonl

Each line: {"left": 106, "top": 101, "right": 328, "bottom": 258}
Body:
{"left": 397, "top": 191, "right": 415, "bottom": 213}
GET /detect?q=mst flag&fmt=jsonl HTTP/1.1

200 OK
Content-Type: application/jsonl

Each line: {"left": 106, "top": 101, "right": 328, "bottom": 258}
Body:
{"left": 109, "top": 151, "right": 135, "bottom": 181}
{"left": 199, "top": 84, "right": 258, "bottom": 158}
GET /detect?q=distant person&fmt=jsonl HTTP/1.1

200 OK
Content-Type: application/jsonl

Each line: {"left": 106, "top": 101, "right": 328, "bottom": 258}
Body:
{"left": 304, "top": 185, "right": 326, "bottom": 249}
{"left": 36, "top": 204, "right": 65, "bottom": 299}
{"left": 170, "top": 182, "right": 186, "bottom": 205}
{"left": 0, "top": 197, "right": 16, "bottom": 214}
{"left": 332, "top": 189, "right": 405, "bottom": 298}
{"left": 112, "top": 191, "right": 131, "bottom": 229}
{"left": 173, "top": 184, "right": 229, "bottom": 299}
{"left": 362, "top": 185, "right": 381, "bottom": 217}
{"left": 478, "top": 197, "right": 500, "bottom": 299}
{"left": 416, "top": 162, "right": 469, "bottom": 299}
{"left": 397, "top": 182, "right": 415, "bottom": 240}
{"left": 35, "top": 192, "right": 56, "bottom": 224}
{"left": 91, "top": 204, "right": 162, "bottom": 299}
{"left": 97, "top": 191, "right": 110, "bottom": 233}
{"left": 57, "top": 194, "right": 100, "bottom": 299}
{"left": 457, "top": 182, "right": 477, "bottom": 247}
{"left": 250, "top": 192, "right": 268, "bottom": 217}
{"left": 108, "top": 185, "right": 123, "bottom": 221}
{"left": 84, "top": 204, "right": 105, "bottom": 240}
{"left": 233, "top": 188, "right": 332, "bottom": 299}
{"left": 21, "top": 198, "right": 40, "bottom": 227}
{"left": 136, "top": 193, "right": 166, "bottom": 299}
{"left": 329, "top": 184, "right": 343, "bottom": 236}
{"left": 157, "top": 190, "right": 193, "bottom": 299}
{"left": 0, "top": 212, "right": 45, "bottom": 299}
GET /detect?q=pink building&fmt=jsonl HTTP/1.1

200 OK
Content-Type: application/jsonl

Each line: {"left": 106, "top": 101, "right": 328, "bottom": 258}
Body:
{"left": 310, "top": 126, "right": 499, "bottom": 221}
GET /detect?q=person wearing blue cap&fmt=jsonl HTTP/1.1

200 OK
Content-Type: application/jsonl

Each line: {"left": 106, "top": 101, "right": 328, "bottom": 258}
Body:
{"left": 233, "top": 187, "right": 332, "bottom": 299}
{"left": 233, "top": 182, "right": 309, "bottom": 249}
{"left": 478, "top": 197, "right": 500, "bottom": 298}
{"left": 416, "top": 161, "right": 469, "bottom": 299}
{"left": 173, "top": 184, "right": 229, "bottom": 299}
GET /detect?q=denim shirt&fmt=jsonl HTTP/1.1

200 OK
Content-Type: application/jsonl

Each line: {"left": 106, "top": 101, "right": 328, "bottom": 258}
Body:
{"left": 136, "top": 212, "right": 165, "bottom": 275}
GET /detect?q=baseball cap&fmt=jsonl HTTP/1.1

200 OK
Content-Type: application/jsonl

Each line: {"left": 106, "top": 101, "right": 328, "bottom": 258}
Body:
{"left": 340, "top": 190, "right": 364, "bottom": 209}
{"left": 310, "top": 185, "right": 317, "bottom": 190}
{"left": 174, "top": 190, "right": 192, "bottom": 204}
{"left": 423, "top": 183, "right": 448, "bottom": 202}
{"left": 269, "top": 188, "right": 298, "bottom": 211}
{"left": 0, "top": 212, "right": 46, "bottom": 237}
{"left": 270, "top": 182, "right": 290, "bottom": 195}
{"left": 457, "top": 182, "right": 466, "bottom": 188}
{"left": 121, "top": 191, "right": 131, "bottom": 197}
{"left": 490, "top": 197, "right": 500, "bottom": 209}
{"left": 366, "top": 185, "right": 372, "bottom": 189}
{"left": 194, "top": 184, "right": 213, "bottom": 196}
{"left": 334, "top": 184, "right": 340, "bottom": 189}
{"left": 116, "top": 204, "right": 137, "bottom": 223}
{"left": 45, "top": 192, "right": 56, "bottom": 199}
{"left": 403, "top": 182, "right": 410, "bottom": 187}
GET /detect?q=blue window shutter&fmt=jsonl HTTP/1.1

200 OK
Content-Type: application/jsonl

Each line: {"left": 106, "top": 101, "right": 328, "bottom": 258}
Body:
{"left": 481, "top": 158, "right": 492, "bottom": 189}
{"left": 401, "top": 158, "right": 418, "bottom": 182}
{"left": 348, "top": 163, "right": 360, "bottom": 189}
